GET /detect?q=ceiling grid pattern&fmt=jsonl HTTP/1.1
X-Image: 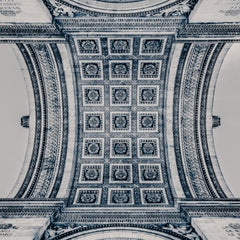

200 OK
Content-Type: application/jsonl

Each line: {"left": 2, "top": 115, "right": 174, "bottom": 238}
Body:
{"left": 68, "top": 34, "right": 174, "bottom": 207}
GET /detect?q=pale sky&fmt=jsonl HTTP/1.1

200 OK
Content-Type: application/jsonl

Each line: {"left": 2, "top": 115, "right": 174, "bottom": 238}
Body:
{"left": 0, "top": 43, "right": 239, "bottom": 198}
{"left": 0, "top": 44, "right": 28, "bottom": 197}
{"left": 213, "top": 43, "right": 240, "bottom": 197}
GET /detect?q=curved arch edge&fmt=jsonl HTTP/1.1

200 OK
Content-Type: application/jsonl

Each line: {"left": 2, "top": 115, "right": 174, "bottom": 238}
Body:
{"left": 7, "top": 44, "right": 36, "bottom": 198}
{"left": 205, "top": 43, "right": 234, "bottom": 198}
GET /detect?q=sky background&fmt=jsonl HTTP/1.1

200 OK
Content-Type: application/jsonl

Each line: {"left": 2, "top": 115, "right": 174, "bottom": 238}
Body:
{"left": 0, "top": 43, "right": 239, "bottom": 198}
{"left": 0, "top": 44, "right": 28, "bottom": 197}
{"left": 213, "top": 43, "right": 240, "bottom": 197}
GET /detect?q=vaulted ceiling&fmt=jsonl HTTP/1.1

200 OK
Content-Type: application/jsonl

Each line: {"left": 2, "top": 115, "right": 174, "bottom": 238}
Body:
{"left": 0, "top": 0, "right": 240, "bottom": 229}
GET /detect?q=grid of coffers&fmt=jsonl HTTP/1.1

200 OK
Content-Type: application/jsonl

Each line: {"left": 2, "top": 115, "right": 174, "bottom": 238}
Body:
{"left": 73, "top": 36, "right": 170, "bottom": 206}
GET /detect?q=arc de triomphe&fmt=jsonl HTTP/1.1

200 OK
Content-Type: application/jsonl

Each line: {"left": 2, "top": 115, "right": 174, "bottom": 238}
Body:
{"left": 0, "top": 0, "right": 240, "bottom": 239}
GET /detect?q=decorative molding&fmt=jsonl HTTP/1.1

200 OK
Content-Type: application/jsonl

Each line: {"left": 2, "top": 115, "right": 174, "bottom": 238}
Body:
{"left": 140, "top": 188, "right": 168, "bottom": 205}
{"left": 43, "top": 0, "right": 76, "bottom": 17}
{"left": 27, "top": 44, "right": 62, "bottom": 198}
{"left": 161, "top": 223, "right": 200, "bottom": 240}
{"left": 0, "top": 24, "right": 61, "bottom": 37}
{"left": 49, "top": 43, "right": 69, "bottom": 198}
{"left": 0, "top": 200, "right": 64, "bottom": 218}
{"left": 178, "top": 24, "right": 240, "bottom": 39}
{"left": 138, "top": 164, "right": 163, "bottom": 183}
{"left": 55, "top": 210, "right": 185, "bottom": 224}
{"left": 153, "top": 0, "right": 198, "bottom": 18}
{"left": 198, "top": 43, "right": 227, "bottom": 198}
{"left": 0, "top": 14, "right": 238, "bottom": 237}
{"left": 15, "top": 43, "right": 45, "bottom": 198}
{"left": 173, "top": 42, "right": 229, "bottom": 199}
{"left": 43, "top": 0, "right": 198, "bottom": 18}
{"left": 15, "top": 43, "right": 68, "bottom": 199}
{"left": 181, "top": 205, "right": 240, "bottom": 220}
{"left": 73, "top": 189, "right": 102, "bottom": 205}
{"left": 108, "top": 188, "right": 134, "bottom": 205}
{"left": 0, "top": 0, "right": 21, "bottom": 17}
{"left": 179, "top": 43, "right": 215, "bottom": 198}
{"left": 43, "top": 223, "right": 200, "bottom": 240}
{"left": 55, "top": 18, "right": 186, "bottom": 33}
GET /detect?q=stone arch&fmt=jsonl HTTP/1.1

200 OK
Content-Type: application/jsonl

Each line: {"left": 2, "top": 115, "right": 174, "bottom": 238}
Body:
{"left": 5, "top": 43, "right": 36, "bottom": 198}
{"left": 7, "top": 42, "right": 75, "bottom": 199}
{"left": 45, "top": 226, "right": 188, "bottom": 240}
{"left": 169, "top": 42, "right": 234, "bottom": 199}
{"left": 205, "top": 43, "right": 234, "bottom": 198}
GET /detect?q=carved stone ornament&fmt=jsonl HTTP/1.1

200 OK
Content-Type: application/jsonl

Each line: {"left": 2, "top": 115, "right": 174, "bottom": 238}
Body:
{"left": 145, "top": 193, "right": 162, "bottom": 203}
{"left": 81, "top": 40, "right": 97, "bottom": 50}
{"left": 114, "top": 169, "right": 128, "bottom": 180}
{"left": 0, "top": 223, "right": 18, "bottom": 230}
{"left": 85, "top": 63, "right": 99, "bottom": 75}
{"left": 224, "top": 223, "right": 240, "bottom": 238}
{"left": 85, "top": 169, "right": 99, "bottom": 180}
{"left": 43, "top": 0, "right": 199, "bottom": 17}
{"left": 44, "top": 223, "right": 201, "bottom": 240}
{"left": 0, "top": 0, "right": 21, "bottom": 17}
{"left": 115, "top": 89, "right": 127, "bottom": 101}
{"left": 44, "top": 224, "right": 78, "bottom": 239}
{"left": 156, "top": 3, "right": 191, "bottom": 17}
{"left": 43, "top": 0, "right": 76, "bottom": 17}
{"left": 113, "top": 40, "right": 129, "bottom": 51}
{"left": 80, "top": 193, "right": 97, "bottom": 203}
{"left": 113, "top": 64, "right": 128, "bottom": 74}
{"left": 161, "top": 223, "right": 201, "bottom": 240}
{"left": 114, "top": 116, "right": 127, "bottom": 128}
{"left": 143, "top": 63, "right": 157, "bottom": 74}
{"left": 112, "top": 192, "right": 129, "bottom": 203}
{"left": 143, "top": 168, "right": 157, "bottom": 180}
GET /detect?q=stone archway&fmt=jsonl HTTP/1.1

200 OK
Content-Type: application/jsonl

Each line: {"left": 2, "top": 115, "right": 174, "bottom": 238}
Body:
{"left": 45, "top": 226, "right": 189, "bottom": 240}
{"left": 0, "top": 1, "right": 240, "bottom": 240}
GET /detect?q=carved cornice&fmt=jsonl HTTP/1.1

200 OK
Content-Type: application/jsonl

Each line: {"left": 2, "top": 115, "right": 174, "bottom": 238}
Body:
{"left": 181, "top": 204, "right": 240, "bottom": 220}
{"left": 178, "top": 24, "right": 240, "bottom": 40}
{"left": 0, "top": 200, "right": 64, "bottom": 218}
{"left": 0, "top": 24, "right": 62, "bottom": 38}
{"left": 55, "top": 17, "right": 186, "bottom": 33}
{"left": 55, "top": 209, "right": 185, "bottom": 224}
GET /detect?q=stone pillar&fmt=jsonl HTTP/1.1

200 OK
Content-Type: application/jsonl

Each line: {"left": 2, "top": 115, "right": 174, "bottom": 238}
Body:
{"left": 192, "top": 217, "right": 240, "bottom": 240}
{"left": 0, "top": 217, "right": 50, "bottom": 240}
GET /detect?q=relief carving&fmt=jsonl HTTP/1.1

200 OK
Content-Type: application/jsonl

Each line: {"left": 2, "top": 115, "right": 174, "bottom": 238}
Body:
{"left": 224, "top": 223, "right": 240, "bottom": 239}
{"left": 162, "top": 223, "right": 200, "bottom": 240}
{"left": 43, "top": 0, "right": 198, "bottom": 17}
{"left": 218, "top": 0, "right": 240, "bottom": 16}
{"left": 0, "top": 0, "right": 21, "bottom": 17}
{"left": 43, "top": 0, "right": 75, "bottom": 17}
{"left": 0, "top": 223, "right": 18, "bottom": 237}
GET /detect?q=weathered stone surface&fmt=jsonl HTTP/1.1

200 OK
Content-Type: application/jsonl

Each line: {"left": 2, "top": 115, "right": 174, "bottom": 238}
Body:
{"left": 192, "top": 217, "right": 240, "bottom": 240}
{"left": 0, "top": 0, "right": 51, "bottom": 23}
{"left": 0, "top": 217, "right": 49, "bottom": 240}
